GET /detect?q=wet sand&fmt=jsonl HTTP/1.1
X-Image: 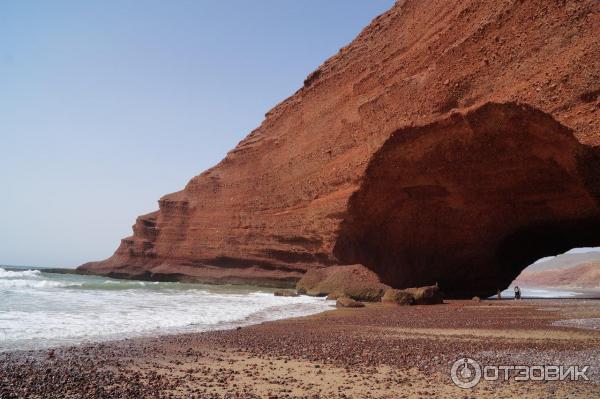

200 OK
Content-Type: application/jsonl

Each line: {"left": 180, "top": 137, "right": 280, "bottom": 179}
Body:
{"left": 2, "top": 299, "right": 600, "bottom": 398}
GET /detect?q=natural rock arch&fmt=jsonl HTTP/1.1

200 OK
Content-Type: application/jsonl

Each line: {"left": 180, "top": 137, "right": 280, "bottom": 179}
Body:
{"left": 333, "top": 103, "right": 600, "bottom": 298}
{"left": 79, "top": 1, "right": 600, "bottom": 292}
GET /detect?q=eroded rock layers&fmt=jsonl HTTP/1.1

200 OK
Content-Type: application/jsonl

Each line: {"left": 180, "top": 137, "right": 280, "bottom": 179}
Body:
{"left": 79, "top": 0, "right": 600, "bottom": 296}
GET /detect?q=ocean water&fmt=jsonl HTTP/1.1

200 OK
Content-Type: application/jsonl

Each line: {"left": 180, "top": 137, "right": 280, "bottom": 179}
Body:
{"left": 0, "top": 266, "right": 333, "bottom": 352}
{"left": 498, "top": 286, "right": 579, "bottom": 298}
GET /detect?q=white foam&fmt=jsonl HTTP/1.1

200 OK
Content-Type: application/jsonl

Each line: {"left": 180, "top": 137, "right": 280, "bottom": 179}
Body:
{"left": 0, "top": 279, "right": 79, "bottom": 289}
{"left": 0, "top": 270, "right": 333, "bottom": 352}
{"left": 0, "top": 268, "right": 41, "bottom": 278}
{"left": 498, "top": 287, "right": 579, "bottom": 298}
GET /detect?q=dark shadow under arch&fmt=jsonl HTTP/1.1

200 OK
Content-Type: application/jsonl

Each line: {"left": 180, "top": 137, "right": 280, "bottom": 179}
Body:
{"left": 333, "top": 103, "right": 600, "bottom": 298}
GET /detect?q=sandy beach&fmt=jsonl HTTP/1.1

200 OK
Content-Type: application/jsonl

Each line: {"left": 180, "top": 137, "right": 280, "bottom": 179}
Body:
{"left": 2, "top": 298, "right": 599, "bottom": 398}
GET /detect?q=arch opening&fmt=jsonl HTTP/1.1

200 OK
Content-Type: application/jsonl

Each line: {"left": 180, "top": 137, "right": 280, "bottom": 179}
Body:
{"left": 334, "top": 103, "right": 600, "bottom": 298}
{"left": 508, "top": 247, "right": 600, "bottom": 297}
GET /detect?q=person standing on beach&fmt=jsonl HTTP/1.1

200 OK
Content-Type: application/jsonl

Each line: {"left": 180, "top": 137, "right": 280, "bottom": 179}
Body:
{"left": 514, "top": 286, "right": 521, "bottom": 300}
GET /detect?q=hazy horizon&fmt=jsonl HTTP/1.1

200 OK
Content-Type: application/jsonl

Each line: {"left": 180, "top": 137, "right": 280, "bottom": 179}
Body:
{"left": 1, "top": 1, "right": 394, "bottom": 267}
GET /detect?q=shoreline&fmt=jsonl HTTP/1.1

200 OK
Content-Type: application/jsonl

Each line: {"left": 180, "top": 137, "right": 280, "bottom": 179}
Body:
{"left": 10, "top": 264, "right": 600, "bottom": 298}
{"left": 7, "top": 264, "right": 600, "bottom": 297}
{"left": 2, "top": 299, "right": 600, "bottom": 398}
{"left": 0, "top": 294, "right": 334, "bottom": 355}
{"left": 4, "top": 297, "right": 600, "bottom": 356}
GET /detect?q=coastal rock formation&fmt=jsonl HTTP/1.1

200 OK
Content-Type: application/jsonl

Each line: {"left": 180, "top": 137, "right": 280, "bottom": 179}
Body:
{"left": 296, "top": 264, "right": 389, "bottom": 301}
{"left": 381, "top": 285, "right": 443, "bottom": 305}
{"left": 403, "top": 286, "right": 444, "bottom": 305}
{"left": 334, "top": 103, "right": 600, "bottom": 297}
{"left": 382, "top": 289, "right": 415, "bottom": 306}
{"left": 516, "top": 262, "right": 600, "bottom": 288}
{"left": 517, "top": 251, "right": 600, "bottom": 272}
{"left": 273, "top": 290, "right": 299, "bottom": 297}
{"left": 80, "top": 0, "right": 600, "bottom": 297}
{"left": 336, "top": 297, "right": 366, "bottom": 308}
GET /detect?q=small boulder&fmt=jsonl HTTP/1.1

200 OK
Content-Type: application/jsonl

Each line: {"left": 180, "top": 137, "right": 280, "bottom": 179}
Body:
{"left": 296, "top": 264, "right": 389, "bottom": 302}
{"left": 472, "top": 296, "right": 481, "bottom": 302}
{"left": 274, "top": 290, "right": 299, "bottom": 297}
{"left": 382, "top": 289, "right": 415, "bottom": 305}
{"left": 404, "top": 285, "right": 444, "bottom": 305}
{"left": 336, "top": 297, "right": 365, "bottom": 308}
{"left": 326, "top": 291, "right": 343, "bottom": 300}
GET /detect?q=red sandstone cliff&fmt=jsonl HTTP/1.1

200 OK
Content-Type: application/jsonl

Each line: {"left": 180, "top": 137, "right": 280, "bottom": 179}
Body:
{"left": 516, "top": 262, "right": 600, "bottom": 288}
{"left": 79, "top": 0, "right": 600, "bottom": 297}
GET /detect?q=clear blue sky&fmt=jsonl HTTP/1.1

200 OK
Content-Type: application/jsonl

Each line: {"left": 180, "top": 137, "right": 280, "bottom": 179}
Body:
{"left": 0, "top": 1, "right": 395, "bottom": 267}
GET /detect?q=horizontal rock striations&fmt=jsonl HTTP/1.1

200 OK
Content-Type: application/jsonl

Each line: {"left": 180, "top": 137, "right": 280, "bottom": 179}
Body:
{"left": 79, "top": 0, "right": 600, "bottom": 297}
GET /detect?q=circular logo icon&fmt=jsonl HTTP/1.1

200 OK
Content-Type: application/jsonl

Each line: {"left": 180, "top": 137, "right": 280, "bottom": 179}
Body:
{"left": 451, "top": 357, "right": 482, "bottom": 389}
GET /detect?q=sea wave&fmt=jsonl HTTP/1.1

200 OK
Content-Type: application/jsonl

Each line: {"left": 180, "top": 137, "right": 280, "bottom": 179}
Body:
{"left": 498, "top": 287, "right": 579, "bottom": 298}
{"left": 0, "top": 277, "right": 173, "bottom": 291}
{"left": 0, "top": 268, "right": 41, "bottom": 278}
{"left": 75, "top": 280, "right": 187, "bottom": 291}
{"left": 0, "top": 280, "right": 333, "bottom": 352}
{"left": 0, "top": 266, "right": 334, "bottom": 352}
{"left": 0, "top": 279, "right": 81, "bottom": 289}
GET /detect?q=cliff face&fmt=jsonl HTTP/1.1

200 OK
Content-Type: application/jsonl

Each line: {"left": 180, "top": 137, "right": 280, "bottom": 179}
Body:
{"left": 79, "top": 0, "right": 600, "bottom": 297}
{"left": 516, "top": 262, "right": 600, "bottom": 288}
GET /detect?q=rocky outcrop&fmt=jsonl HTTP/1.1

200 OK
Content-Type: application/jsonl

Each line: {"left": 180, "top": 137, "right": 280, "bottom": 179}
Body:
{"left": 519, "top": 251, "right": 600, "bottom": 272}
{"left": 334, "top": 103, "right": 600, "bottom": 297}
{"left": 381, "top": 285, "right": 444, "bottom": 305}
{"left": 336, "top": 297, "right": 365, "bottom": 308}
{"left": 296, "top": 264, "right": 389, "bottom": 301}
{"left": 79, "top": 0, "right": 600, "bottom": 297}
{"left": 274, "top": 290, "right": 299, "bottom": 297}
{"left": 382, "top": 289, "right": 415, "bottom": 306}
{"left": 403, "top": 286, "right": 444, "bottom": 305}
{"left": 515, "top": 262, "right": 600, "bottom": 288}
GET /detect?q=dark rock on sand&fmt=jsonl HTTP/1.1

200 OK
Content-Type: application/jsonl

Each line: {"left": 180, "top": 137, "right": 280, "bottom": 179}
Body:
{"left": 274, "top": 290, "right": 299, "bottom": 297}
{"left": 403, "top": 285, "right": 444, "bottom": 305}
{"left": 381, "top": 286, "right": 444, "bottom": 305}
{"left": 296, "top": 265, "right": 389, "bottom": 302}
{"left": 335, "top": 297, "right": 365, "bottom": 308}
{"left": 326, "top": 292, "right": 343, "bottom": 300}
{"left": 382, "top": 289, "right": 415, "bottom": 306}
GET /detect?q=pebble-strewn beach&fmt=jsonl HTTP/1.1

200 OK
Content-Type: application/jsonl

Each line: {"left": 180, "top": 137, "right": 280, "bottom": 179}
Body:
{"left": 2, "top": 299, "right": 600, "bottom": 398}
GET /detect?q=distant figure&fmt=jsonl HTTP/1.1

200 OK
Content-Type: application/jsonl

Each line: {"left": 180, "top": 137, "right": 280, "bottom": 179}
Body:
{"left": 514, "top": 286, "right": 522, "bottom": 300}
{"left": 497, "top": 289, "right": 502, "bottom": 300}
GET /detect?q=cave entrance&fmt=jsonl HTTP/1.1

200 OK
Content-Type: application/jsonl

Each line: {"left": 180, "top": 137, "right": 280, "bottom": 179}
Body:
{"left": 333, "top": 103, "right": 600, "bottom": 298}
